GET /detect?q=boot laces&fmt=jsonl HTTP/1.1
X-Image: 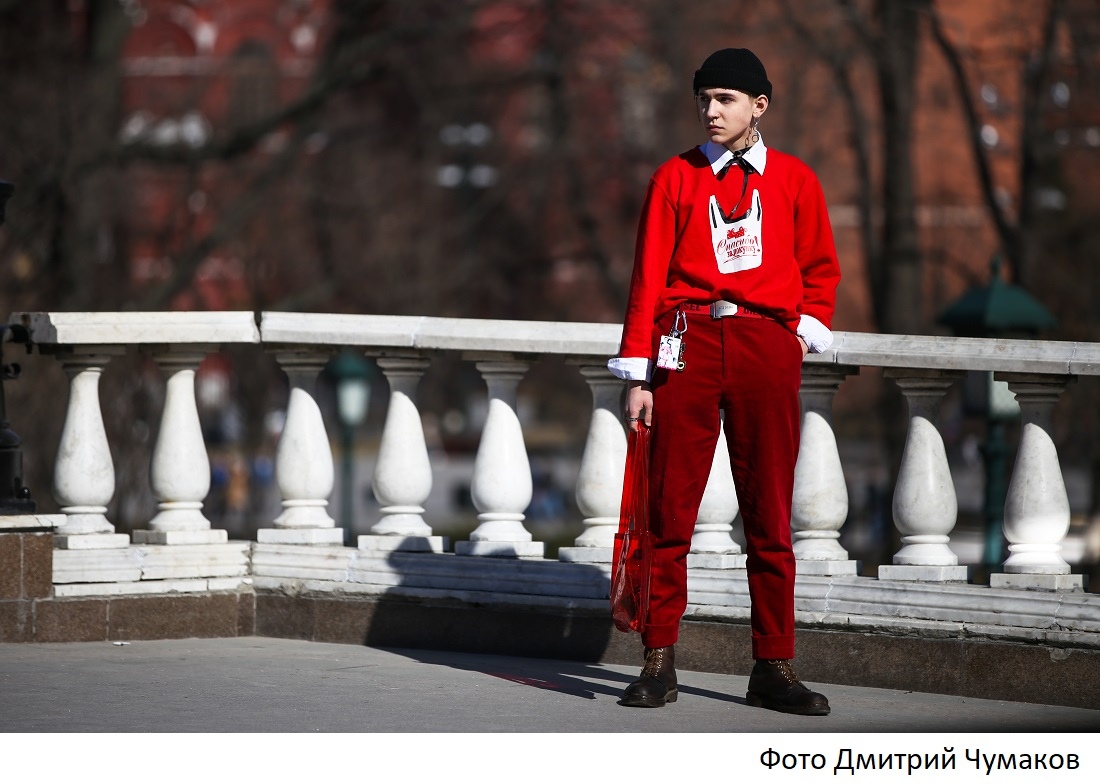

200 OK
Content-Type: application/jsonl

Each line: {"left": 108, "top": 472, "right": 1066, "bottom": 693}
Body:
{"left": 642, "top": 647, "right": 667, "bottom": 677}
{"left": 767, "top": 659, "right": 801, "bottom": 685}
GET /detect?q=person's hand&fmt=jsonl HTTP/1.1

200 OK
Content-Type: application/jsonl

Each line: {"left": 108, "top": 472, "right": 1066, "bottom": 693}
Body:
{"left": 797, "top": 336, "right": 809, "bottom": 357}
{"left": 625, "top": 381, "right": 652, "bottom": 431}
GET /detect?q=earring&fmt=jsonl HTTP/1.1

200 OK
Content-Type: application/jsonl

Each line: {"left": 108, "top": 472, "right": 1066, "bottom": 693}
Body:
{"left": 748, "top": 123, "right": 760, "bottom": 146}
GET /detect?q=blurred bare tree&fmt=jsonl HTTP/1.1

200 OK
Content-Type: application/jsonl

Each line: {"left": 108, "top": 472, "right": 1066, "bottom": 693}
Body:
{"left": 774, "top": 0, "right": 1099, "bottom": 336}
{"left": 1, "top": 0, "right": 1098, "bottom": 549}
{"left": 0, "top": 0, "right": 700, "bottom": 524}
{"left": 770, "top": 0, "right": 1100, "bottom": 566}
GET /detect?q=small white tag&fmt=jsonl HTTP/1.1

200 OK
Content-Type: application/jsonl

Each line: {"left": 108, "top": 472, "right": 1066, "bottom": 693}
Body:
{"left": 656, "top": 335, "right": 684, "bottom": 371}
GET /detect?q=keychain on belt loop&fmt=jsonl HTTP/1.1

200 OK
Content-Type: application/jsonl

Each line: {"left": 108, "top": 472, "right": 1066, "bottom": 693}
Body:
{"left": 656, "top": 309, "right": 688, "bottom": 372}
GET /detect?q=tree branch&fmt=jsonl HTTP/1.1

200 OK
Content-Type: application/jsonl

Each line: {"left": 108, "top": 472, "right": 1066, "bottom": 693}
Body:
{"left": 928, "top": 5, "right": 1021, "bottom": 269}
{"left": 779, "top": 0, "right": 882, "bottom": 323}
{"left": 1014, "top": 0, "right": 1065, "bottom": 287}
{"left": 836, "top": 0, "right": 882, "bottom": 55}
{"left": 131, "top": 127, "right": 312, "bottom": 310}
{"left": 538, "top": 0, "right": 626, "bottom": 315}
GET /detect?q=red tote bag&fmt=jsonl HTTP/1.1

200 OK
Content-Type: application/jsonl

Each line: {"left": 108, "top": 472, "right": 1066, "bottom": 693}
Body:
{"left": 610, "top": 425, "right": 653, "bottom": 634}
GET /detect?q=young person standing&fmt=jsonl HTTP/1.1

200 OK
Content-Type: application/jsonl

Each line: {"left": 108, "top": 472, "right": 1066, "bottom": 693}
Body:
{"left": 607, "top": 48, "right": 840, "bottom": 715}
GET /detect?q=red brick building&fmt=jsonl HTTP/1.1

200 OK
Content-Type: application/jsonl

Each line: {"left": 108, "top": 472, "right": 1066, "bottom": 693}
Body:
{"left": 112, "top": 0, "right": 332, "bottom": 310}
{"left": 92, "top": 1, "right": 1098, "bottom": 336}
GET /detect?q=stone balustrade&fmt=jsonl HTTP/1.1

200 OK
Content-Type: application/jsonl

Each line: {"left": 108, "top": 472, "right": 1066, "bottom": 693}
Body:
{"left": 5, "top": 310, "right": 1100, "bottom": 650}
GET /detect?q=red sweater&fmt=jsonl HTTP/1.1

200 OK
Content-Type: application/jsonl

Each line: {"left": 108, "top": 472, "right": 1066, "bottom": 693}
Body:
{"left": 617, "top": 143, "right": 840, "bottom": 363}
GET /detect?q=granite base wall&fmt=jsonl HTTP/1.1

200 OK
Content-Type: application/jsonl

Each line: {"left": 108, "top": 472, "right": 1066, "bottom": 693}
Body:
{"left": 1, "top": 592, "right": 256, "bottom": 643}
{"left": 254, "top": 590, "right": 1100, "bottom": 711}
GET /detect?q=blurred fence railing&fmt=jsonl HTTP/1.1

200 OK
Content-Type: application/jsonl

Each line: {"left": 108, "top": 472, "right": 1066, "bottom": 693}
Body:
{"left": 7, "top": 310, "right": 1100, "bottom": 648}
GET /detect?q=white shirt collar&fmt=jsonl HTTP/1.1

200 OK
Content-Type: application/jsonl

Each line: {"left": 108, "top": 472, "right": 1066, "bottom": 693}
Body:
{"left": 701, "top": 137, "right": 768, "bottom": 176}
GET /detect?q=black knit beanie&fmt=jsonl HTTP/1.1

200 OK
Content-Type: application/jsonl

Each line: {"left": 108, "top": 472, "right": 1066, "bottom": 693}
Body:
{"left": 693, "top": 48, "right": 772, "bottom": 101}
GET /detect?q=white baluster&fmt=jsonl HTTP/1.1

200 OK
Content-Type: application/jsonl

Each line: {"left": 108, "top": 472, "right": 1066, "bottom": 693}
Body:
{"left": 558, "top": 366, "right": 626, "bottom": 564}
{"left": 257, "top": 351, "right": 343, "bottom": 545}
{"left": 52, "top": 350, "right": 129, "bottom": 549}
{"left": 689, "top": 418, "right": 746, "bottom": 569}
{"left": 455, "top": 361, "right": 543, "bottom": 558}
{"left": 360, "top": 357, "right": 445, "bottom": 553}
{"left": 991, "top": 373, "right": 1084, "bottom": 591}
{"left": 792, "top": 365, "right": 859, "bottom": 575}
{"left": 132, "top": 350, "right": 225, "bottom": 545}
{"left": 879, "top": 370, "right": 968, "bottom": 582}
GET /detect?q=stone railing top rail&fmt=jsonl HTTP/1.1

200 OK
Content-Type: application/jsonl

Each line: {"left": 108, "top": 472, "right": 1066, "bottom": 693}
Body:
{"left": 826, "top": 332, "right": 1100, "bottom": 376}
{"left": 258, "top": 311, "right": 623, "bottom": 357}
{"left": 8, "top": 311, "right": 1100, "bottom": 375}
{"left": 10, "top": 311, "right": 260, "bottom": 346}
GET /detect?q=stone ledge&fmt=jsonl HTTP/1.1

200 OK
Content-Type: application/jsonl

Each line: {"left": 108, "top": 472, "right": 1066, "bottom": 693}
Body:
{"left": 54, "top": 533, "right": 131, "bottom": 550}
{"left": 132, "top": 530, "right": 229, "bottom": 546}
{"left": 253, "top": 546, "right": 611, "bottom": 600}
{"left": 990, "top": 573, "right": 1087, "bottom": 592}
{"left": 0, "top": 514, "right": 63, "bottom": 533}
{"left": 54, "top": 576, "right": 252, "bottom": 598}
{"left": 878, "top": 564, "right": 970, "bottom": 583}
{"left": 557, "top": 546, "right": 612, "bottom": 564}
{"left": 796, "top": 559, "right": 859, "bottom": 576}
{"left": 689, "top": 553, "right": 747, "bottom": 570}
{"left": 252, "top": 543, "right": 354, "bottom": 582}
{"left": 247, "top": 556, "right": 1100, "bottom": 646}
{"left": 53, "top": 548, "right": 143, "bottom": 584}
{"left": 453, "top": 540, "right": 545, "bottom": 558}
{"left": 258, "top": 528, "right": 345, "bottom": 545}
{"left": 53, "top": 543, "right": 251, "bottom": 584}
{"left": 251, "top": 575, "right": 608, "bottom": 612}
{"left": 357, "top": 534, "right": 447, "bottom": 553}
{"left": 249, "top": 566, "right": 1100, "bottom": 651}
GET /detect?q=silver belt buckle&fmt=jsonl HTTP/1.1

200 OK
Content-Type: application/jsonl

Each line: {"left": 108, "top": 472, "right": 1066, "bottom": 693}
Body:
{"left": 709, "top": 300, "right": 738, "bottom": 319}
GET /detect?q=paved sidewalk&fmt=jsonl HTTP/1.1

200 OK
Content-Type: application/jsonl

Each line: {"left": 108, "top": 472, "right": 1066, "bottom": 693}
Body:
{"left": 0, "top": 636, "right": 1097, "bottom": 733}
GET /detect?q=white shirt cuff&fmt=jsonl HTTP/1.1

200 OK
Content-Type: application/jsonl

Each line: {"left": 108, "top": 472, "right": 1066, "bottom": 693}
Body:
{"left": 797, "top": 314, "right": 834, "bottom": 353}
{"left": 607, "top": 357, "right": 652, "bottom": 382}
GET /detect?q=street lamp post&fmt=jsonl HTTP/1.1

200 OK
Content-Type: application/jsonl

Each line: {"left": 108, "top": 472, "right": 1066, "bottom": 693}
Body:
{"left": 327, "top": 350, "right": 373, "bottom": 545}
{"left": 980, "top": 374, "right": 1020, "bottom": 565}
{"left": 938, "top": 256, "right": 1057, "bottom": 568}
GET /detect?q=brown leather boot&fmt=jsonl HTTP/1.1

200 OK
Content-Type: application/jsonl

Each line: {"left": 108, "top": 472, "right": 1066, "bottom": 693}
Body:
{"left": 746, "top": 659, "right": 830, "bottom": 716}
{"left": 620, "top": 646, "right": 678, "bottom": 708}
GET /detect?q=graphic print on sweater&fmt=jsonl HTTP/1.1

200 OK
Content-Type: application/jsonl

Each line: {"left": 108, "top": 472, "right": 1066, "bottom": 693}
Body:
{"left": 709, "top": 190, "right": 763, "bottom": 274}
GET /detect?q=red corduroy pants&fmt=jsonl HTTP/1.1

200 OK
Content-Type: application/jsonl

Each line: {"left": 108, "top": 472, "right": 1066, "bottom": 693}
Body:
{"left": 642, "top": 306, "right": 802, "bottom": 660}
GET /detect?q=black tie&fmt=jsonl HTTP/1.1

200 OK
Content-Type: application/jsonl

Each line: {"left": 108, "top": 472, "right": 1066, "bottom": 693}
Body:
{"left": 717, "top": 148, "right": 754, "bottom": 180}
{"left": 715, "top": 148, "right": 755, "bottom": 222}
